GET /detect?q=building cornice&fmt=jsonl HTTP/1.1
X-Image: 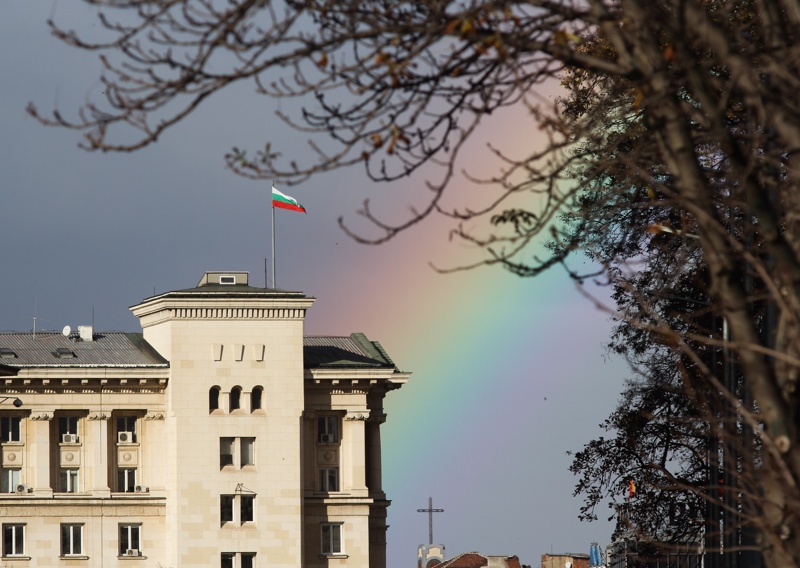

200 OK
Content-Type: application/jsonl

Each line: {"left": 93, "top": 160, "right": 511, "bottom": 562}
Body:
{"left": 131, "top": 296, "right": 316, "bottom": 327}
{"left": 305, "top": 369, "right": 410, "bottom": 384}
{"left": 6, "top": 367, "right": 168, "bottom": 381}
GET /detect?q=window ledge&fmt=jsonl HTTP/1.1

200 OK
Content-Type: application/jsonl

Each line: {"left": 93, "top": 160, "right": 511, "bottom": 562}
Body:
{"left": 59, "top": 555, "right": 89, "bottom": 560}
{"left": 118, "top": 555, "right": 147, "bottom": 560}
{"left": 2, "top": 555, "right": 31, "bottom": 561}
{"left": 319, "top": 554, "right": 348, "bottom": 559}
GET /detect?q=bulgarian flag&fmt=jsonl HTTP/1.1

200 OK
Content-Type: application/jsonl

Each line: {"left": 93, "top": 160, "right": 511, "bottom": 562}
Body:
{"left": 272, "top": 185, "right": 307, "bottom": 213}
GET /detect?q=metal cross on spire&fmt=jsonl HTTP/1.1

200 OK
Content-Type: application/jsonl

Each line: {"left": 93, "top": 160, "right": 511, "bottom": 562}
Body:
{"left": 417, "top": 496, "right": 444, "bottom": 545}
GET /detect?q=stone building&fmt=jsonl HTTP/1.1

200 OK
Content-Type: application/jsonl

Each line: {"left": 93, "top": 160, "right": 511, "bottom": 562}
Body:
{"left": 541, "top": 553, "right": 591, "bottom": 568}
{"left": 0, "top": 271, "right": 409, "bottom": 567}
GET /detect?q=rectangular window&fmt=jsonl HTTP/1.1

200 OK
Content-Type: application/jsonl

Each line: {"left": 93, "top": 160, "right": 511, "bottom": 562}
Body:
{"left": 241, "top": 495, "right": 254, "bottom": 524}
{"left": 240, "top": 437, "right": 255, "bottom": 467}
{"left": 318, "top": 416, "right": 338, "bottom": 443}
{"left": 220, "top": 495, "right": 234, "bottom": 524}
{"left": 319, "top": 468, "right": 339, "bottom": 492}
{"left": 117, "top": 468, "right": 137, "bottom": 493}
{"left": 117, "top": 416, "right": 137, "bottom": 443}
{"left": 0, "top": 417, "right": 21, "bottom": 443}
{"left": 220, "top": 438, "right": 234, "bottom": 468}
{"left": 221, "top": 552, "right": 255, "bottom": 568}
{"left": 0, "top": 469, "right": 20, "bottom": 493}
{"left": 2, "top": 524, "right": 24, "bottom": 557}
{"left": 119, "top": 524, "right": 141, "bottom": 556}
{"left": 59, "top": 468, "right": 79, "bottom": 493}
{"left": 59, "top": 416, "right": 80, "bottom": 444}
{"left": 321, "top": 523, "right": 343, "bottom": 555}
{"left": 60, "top": 524, "right": 82, "bottom": 556}
{"left": 220, "top": 437, "right": 255, "bottom": 470}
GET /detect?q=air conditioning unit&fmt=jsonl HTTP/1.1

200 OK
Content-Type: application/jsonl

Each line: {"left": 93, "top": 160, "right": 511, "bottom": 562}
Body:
{"left": 126, "top": 549, "right": 140, "bottom": 556}
{"left": 319, "top": 434, "right": 335, "bottom": 444}
{"left": 134, "top": 485, "right": 148, "bottom": 493}
{"left": 118, "top": 431, "right": 133, "bottom": 444}
{"left": 15, "top": 483, "right": 30, "bottom": 494}
{"left": 62, "top": 434, "right": 78, "bottom": 444}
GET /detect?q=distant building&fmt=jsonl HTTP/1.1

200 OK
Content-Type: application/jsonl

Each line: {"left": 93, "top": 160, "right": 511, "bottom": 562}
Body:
{"left": 606, "top": 537, "right": 702, "bottom": 568}
{"left": 541, "top": 552, "right": 591, "bottom": 568}
{"left": 435, "top": 552, "right": 528, "bottom": 568}
{"left": 419, "top": 543, "right": 447, "bottom": 568}
{"left": 0, "top": 271, "right": 409, "bottom": 567}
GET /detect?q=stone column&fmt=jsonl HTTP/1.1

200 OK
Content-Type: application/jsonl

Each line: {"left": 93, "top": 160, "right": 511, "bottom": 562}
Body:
{"left": 343, "top": 411, "right": 368, "bottom": 497}
{"left": 28, "top": 411, "right": 54, "bottom": 496}
{"left": 366, "top": 413, "right": 386, "bottom": 496}
{"left": 143, "top": 412, "right": 166, "bottom": 492}
{"left": 88, "top": 411, "right": 111, "bottom": 496}
{"left": 301, "top": 410, "right": 315, "bottom": 493}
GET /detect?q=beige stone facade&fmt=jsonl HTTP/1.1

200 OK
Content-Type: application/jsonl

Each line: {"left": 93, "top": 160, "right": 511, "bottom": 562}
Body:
{"left": 0, "top": 272, "right": 408, "bottom": 567}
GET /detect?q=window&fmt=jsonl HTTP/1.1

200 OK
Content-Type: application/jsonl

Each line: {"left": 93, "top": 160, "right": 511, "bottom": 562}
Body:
{"left": 222, "top": 552, "right": 254, "bottom": 568}
{"left": 240, "top": 438, "right": 255, "bottom": 468}
{"left": 241, "top": 495, "right": 254, "bottom": 523}
{"left": 59, "top": 468, "right": 79, "bottom": 493}
{"left": 2, "top": 524, "right": 24, "bottom": 557}
{"left": 251, "top": 387, "right": 263, "bottom": 412}
{"left": 0, "top": 417, "right": 20, "bottom": 443}
{"left": 319, "top": 468, "right": 339, "bottom": 492}
{"left": 119, "top": 524, "right": 141, "bottom": 556}
{"left": 220, "top": 438, "right": 234, "bottom": 468}
{"left": 118, "top": 468, "right": 137, "bottom": 493}
{"left": 318, "top": 416, "right": 338, "bottom": 444}
{"left": 60, "top": 524, "right": 82, "bottom": 556}
{"left": 220, "top": 495, "right": 234, "bottom": 525}
{"left": 229, "top": 387, "right": 241, "bottom": 412}
{"left": 221, "top": 494, "right": 255, "bottom": 525}
{"left": 321, "top": 523, "right": 343, "bottom": 555}
{"left": 220, "top": 437, "right": 255, "bottom": 470}
{"left": 117, "top": 416, "right": 137, "bottom": 443}
{"left": 209, "top": 386, "right": 220, "bottom": 412}
{"left": 0, "top": 469, "right": 20, "bottom": 493}
{"left": 59, "top": 416, "right": 79, "bottom": 443}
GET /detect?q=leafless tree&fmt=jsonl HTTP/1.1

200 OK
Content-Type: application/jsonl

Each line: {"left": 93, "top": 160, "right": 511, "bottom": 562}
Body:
{"left": 28, "top": 1, "right": 800, "bottom": 566}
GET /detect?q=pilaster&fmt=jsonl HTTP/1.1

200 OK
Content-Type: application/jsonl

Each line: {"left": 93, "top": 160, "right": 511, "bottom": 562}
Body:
{"left": 343, "top": 411, "right": 368, "bottom": 496}
{"left": 88, "top": 410, "right": 111, "bottom": 496}
{"left": 29, "top": 411, "right": 54, "bottom": 496}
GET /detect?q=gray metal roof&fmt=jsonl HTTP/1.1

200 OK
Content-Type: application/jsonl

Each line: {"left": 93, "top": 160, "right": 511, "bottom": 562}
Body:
{"left": 0, "top": 332, "right": 169, "bottom": 368}
{"left": 0, "top": 331, "right": 398, "bottom": 371}
{"left": 138, "top": 283, "right": 309, "bottom": 303}
{"left": 303, "top": 333, "right": 398, "bottom": 369}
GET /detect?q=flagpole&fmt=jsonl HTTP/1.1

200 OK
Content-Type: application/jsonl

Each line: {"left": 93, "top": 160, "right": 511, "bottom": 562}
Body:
{"left": 271, "top": 182, "right": 276, "bottom": 289}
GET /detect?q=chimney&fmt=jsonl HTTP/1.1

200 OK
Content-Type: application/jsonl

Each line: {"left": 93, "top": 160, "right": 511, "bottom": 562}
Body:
{"left": 78, "top": 326, "right": 94, "bottom": 342}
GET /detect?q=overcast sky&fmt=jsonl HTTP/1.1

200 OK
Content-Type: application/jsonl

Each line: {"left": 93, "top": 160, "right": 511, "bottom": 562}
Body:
{"left": 1, "top": 3, "right": 630, "bottom": 565}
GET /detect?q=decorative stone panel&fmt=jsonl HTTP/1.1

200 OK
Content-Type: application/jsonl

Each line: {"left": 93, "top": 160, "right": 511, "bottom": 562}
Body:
{"left": 118, "top": 446, "right": 139, "bottom": 467}
{"left": 60, "top": 446, "right": 81, "bottom": 467}
{"left": 3, "top": 445, "right": 23, "bottom": 467}
{"left": 318, "top": 448, "right": 339, "bottom": 466}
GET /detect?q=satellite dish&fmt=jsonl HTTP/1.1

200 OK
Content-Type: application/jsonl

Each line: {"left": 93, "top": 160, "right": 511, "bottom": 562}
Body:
{"left": 62, "top": 326, "right": 71, "bottom": 337}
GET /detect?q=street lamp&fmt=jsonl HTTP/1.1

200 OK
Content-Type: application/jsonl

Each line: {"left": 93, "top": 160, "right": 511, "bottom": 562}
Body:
{"left": 0, "top": 397, "right": 23, "bottom": 408}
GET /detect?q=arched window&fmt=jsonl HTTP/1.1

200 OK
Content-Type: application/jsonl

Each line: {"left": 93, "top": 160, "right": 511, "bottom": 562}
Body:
{"left": 229, "top": 386, "right": 242, "bottom": 412}
{"left": 209, "top": 386, "right": 221, "bottom": 413}
{"left": 251, "top": 386, "right": 263, "bottom": 412}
